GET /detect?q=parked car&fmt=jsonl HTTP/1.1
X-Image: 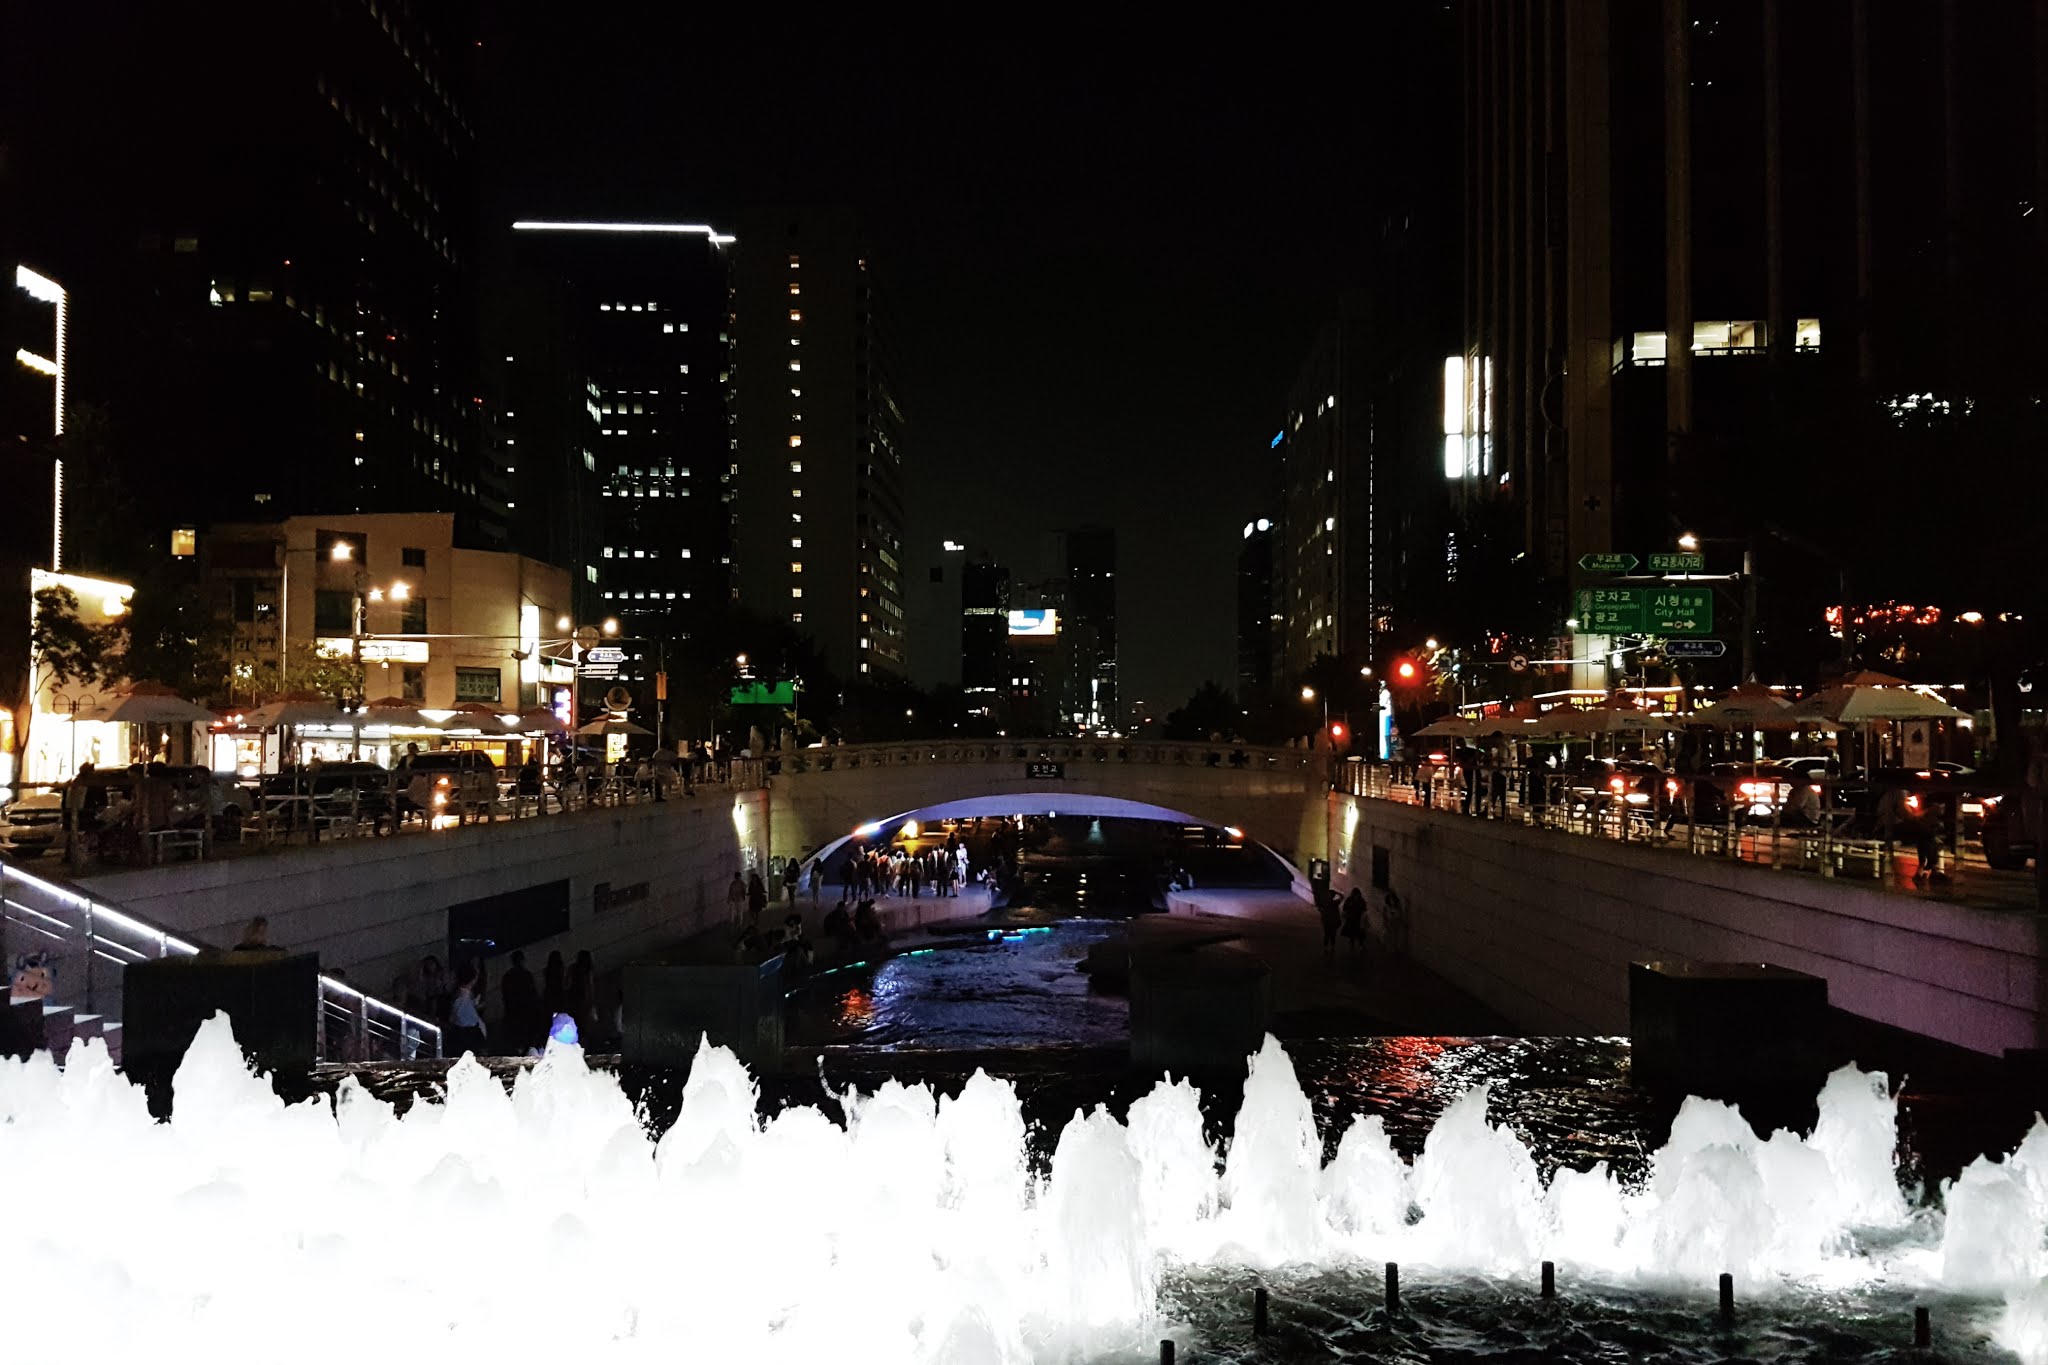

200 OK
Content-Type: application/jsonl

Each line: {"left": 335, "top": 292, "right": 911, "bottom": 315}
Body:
{"left": 1671, "top": 761, "right": 1821, "bottom": 826}
{"left": 1979, "top": 791, "right": 2035, "bottom": 870}
{"left": 394, "top": 750, "right": 499, "bottom": 821}
{"left": 0, "top": 791, "right": 65, "bottom": 858}
{"left": 259, "top": 762, "right": 394, "bottom": 828}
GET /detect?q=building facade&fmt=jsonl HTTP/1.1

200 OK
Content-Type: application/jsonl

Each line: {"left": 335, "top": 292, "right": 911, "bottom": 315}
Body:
{"left": 1059, "top": 526, "right": 1118, "bottom": 732}
{"left": 1236, "top": 517, "right": 1277, "bottom": 703}
{"left": 8, "top": 0, "right": 493, "bottom": 548}
{"left": 1457, "top": 0, "right": 2046, "bottom": 674}
{"left": 731, "top": 209, "right": 908, "bottom": 682}
{"left": 201, "top": 512, "right": 573, "bottom": 715}
{"left": 500, "top": 221, "right": 736, "bottom": 707}
{"left": 960, "top": 558, "right": 1011, "bottom": 723}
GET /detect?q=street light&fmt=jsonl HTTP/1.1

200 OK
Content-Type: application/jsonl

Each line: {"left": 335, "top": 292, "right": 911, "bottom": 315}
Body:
{"left": 1677, "top": 531, "right": 1701, "bottom": 551}
{"left": 15, "top": 264, "right": 67, "bottom": 568}
{"left": 602, "top": 618, "right": 620, "bottom": 636}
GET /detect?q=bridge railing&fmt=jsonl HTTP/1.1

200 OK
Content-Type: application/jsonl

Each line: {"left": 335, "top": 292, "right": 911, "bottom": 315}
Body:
{"left": 772, "top": 739, "right": 1320, "bottom": 774}
{"left": 0, "top": 859, "right": 440, "bottom": 1064}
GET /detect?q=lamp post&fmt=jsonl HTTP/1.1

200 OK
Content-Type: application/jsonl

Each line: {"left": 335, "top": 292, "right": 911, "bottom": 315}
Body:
{"left": 51, "top": 686, "right": 96, "bottom": 779}
{"left": 14, "top": 264, "right": 67, "bottom": 568}
{"left": 1678, "top": 530, "right": 1762, "bottom": 683}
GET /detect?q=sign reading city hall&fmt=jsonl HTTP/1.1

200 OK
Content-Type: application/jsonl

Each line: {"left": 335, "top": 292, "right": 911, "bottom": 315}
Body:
{"left": 1573, "top": 587, "right": 1715, "bottom": 635}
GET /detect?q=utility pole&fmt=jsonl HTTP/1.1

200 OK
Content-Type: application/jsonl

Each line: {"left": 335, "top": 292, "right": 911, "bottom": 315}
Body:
{"left": 1741, "top": 541, "right": 1759, "bottom": 683}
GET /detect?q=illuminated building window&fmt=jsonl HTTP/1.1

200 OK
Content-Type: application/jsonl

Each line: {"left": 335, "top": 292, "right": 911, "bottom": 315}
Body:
{"left": 790, "top": 388, "right": 802, "bottom": 398}
{"left": 791, "top": 587, "right": 803, "bottom": 599}
{"left": 788, "top": 309, "right": 802, "bottom": 322}
{"left": 790, "top": 562, "right": 803, "bottom": 573}
{"left": 663, "top": 324, "right": 673, "bottom": 334}
{"left": 788, "top": 435, "right": 802, "bottom": 448}
{"left": 1795, "top": 318, "right": 1821, "bottom": 351}
{"left": 791, "top": 487, "right": 803, "bottom": 498}
{"left": 788, "top": 255, "right": 800, "bottom": 268}
{"left": 788, "top": 283, "right": 800, "bottom": 296}
{"left": 789, "top": 461, "right": 803, "bottom": 473}
{"left": 170, "top": 528, "right": 197, "bottom": 557}
{"left": 791, "top": 612, "right": 803, "bottom": 623}
{"left": 790, "top": 538, "right": 802, "bottom": 548}
{"left": 789, "top": 338, "right": 800, "bottom": 348}
{"left": 789, "top": 361, "right": 801, "bottom": 373}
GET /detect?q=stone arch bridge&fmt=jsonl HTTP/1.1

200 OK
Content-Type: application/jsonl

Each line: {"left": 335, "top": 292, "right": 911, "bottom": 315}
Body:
{"left": 765, "top": 739, "right": 1329, "bottom": 877}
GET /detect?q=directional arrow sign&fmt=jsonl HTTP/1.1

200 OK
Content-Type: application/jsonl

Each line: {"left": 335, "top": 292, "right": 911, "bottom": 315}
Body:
{"left": 1644, "top": 587, "right": 1714, "bottom": 634}
{"left": 1578, "top": 552, "right": 1640, "bottom": 575}
{"left": 1665, "top": 638, "right": 1727, "bottom": 659}
{"left": 1647, "top": 552, "right": 1706, "bottom": 573}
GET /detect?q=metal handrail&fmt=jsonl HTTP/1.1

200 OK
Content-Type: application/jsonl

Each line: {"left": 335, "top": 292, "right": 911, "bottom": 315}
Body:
{"left": 0, "top": 859, "right": 439, "bottom": 1062}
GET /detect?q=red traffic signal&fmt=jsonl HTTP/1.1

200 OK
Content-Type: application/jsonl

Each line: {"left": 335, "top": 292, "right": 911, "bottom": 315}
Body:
{"left": 1394, "top": 657, "right": 1421, "bottom": 682}
{"left": 1329, "top": 722, "right": 1348, "bottom": 743}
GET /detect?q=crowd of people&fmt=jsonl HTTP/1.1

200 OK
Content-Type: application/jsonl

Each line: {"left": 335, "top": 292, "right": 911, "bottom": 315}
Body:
{"left": 836, "top": 839, "right": 971, "bottom": 901}
{"left": 385, "top": 945, "right": 615, "bottom": 1058}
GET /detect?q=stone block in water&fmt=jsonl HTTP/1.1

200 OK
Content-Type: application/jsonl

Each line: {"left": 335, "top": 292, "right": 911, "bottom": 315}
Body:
{"left": 122, "top": 951, "right": 321, "bottom": 1078}
{"left": 623, "top": 953, "right": 784, "bottom": 1069}
{"left": 1629, "top": 960, "right": 1828, "bottom": 1099}
{"left": 1130, "top": 941, "right": 1272, "bottom": 1074}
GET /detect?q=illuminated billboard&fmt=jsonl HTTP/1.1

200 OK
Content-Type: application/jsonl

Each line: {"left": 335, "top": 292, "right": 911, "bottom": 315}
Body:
{"left": 1007, "top": 609, "right": 1058, "bottom": 638}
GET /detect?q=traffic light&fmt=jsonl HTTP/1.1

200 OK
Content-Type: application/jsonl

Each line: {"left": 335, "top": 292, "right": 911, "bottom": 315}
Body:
{"left": 1328, "top": 721, "right": 1348, "bottom": 748}
{"left": 1393, "top": 657, "right": 1421, "bottom": 683}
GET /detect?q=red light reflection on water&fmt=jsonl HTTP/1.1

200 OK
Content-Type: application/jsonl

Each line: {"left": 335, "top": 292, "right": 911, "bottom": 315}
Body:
{"left": 833, "top": 987, "right": 876, "bottom": 1030}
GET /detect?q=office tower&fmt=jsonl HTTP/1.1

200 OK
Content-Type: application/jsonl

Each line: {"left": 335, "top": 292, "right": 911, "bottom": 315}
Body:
{"left": 731, "top": 208, "right": 907, "bottom": 682}
{"left": 960, "top": 558, "right": 1011, "bottom": 722}
{"left": 1236, "top": 516, "right": 1277, "bottom": 702}
{"left": 1060, "top": 525, "right": 1118, "bottom": 731}
{"left": 6, "top": 1, "right": 492, "bottom": 548}
{"left": 1458, "top": 1, "right": 2045, "bottom": 660}
{"left": 500, "top": 221, "right": 735, "bottom": 699}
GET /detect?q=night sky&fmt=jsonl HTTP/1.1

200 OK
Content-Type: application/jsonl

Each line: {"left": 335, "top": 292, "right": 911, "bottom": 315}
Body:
{"left": 485, "top": 9, "right": 1388, "bottom": 713}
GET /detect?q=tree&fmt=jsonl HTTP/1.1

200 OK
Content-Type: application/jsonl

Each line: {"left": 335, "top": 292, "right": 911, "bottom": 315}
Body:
{"left": 232, "top": 643, "right": 365, "bottom": 706}
{"left": 1163, "top": 681, "right": 1240, "bottom": 742}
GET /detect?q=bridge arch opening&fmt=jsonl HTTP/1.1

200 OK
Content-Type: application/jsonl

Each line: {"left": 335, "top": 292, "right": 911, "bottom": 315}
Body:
{"left": 802, "top": 791, "right": 1304, "bottom": 891}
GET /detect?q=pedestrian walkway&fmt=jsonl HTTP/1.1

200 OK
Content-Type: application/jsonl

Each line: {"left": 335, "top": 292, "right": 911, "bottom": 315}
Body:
{"left": 1153, "top": 888, "right": 1510, "bottom": 1036}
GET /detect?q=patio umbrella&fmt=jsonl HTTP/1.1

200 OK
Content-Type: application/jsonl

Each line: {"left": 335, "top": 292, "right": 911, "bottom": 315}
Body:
{"left": 511, "top": 705, "right": 570, "bottom": 734}
{"left": 244, "top": 693, "right": 350, "bottom": 729}
{"left": 1532, "top": 702, "right": 1679, "bottom": 737}
{"left": 576, "top": 718, "right": 651, "bottom": 737}
{"left": 357, "top": 696, "right": 442, "bottom": 730}
{"left": 1412, "top": 716, "right": 1480, "bottom": 739}
{"left": 1690, "top": 682, "right": 1790, "bottom": 728}
{"left": 1791, "top": 685, "right": 1973, "bottom": 724}
{"left": 86, "top": 682, "right": 217, "bottom": 726}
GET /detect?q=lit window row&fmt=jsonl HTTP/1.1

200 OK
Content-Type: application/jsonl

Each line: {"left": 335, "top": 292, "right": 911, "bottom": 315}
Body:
{"left": 598, "top": 301, "right": 661, "bottom": 312}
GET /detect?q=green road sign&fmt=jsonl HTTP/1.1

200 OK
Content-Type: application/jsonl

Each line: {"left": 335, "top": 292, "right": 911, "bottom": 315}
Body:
{"left": 1578, "top": 552, "right": 1640, "bottom": 575}
{"left": 1646, "top": 551, "right": 1706, "bottom": 573}
{"left": 1572, "top": 586, "right": 1715, "bottom": 635}
{"left": 729, "top": 680, "right": 797, "bottom": 706}
{"left": 1646, "top": 587, "right": 1714, "bottom": 634}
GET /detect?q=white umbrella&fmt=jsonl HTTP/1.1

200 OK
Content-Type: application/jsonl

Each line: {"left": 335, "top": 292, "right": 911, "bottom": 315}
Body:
{"left": 576, "top": 718, "right": 651, "bottom": 737}
{"left": 1412, "top": 716, "right": 1480, "bottom": 739}
{"left": 244, "top": 694, "right": 350, "bottom": 728}
{"left": 358, "top": 696, "right": 442, "bottom": 730}
{"left": 1792, "top": 685, "right": 1973, "bottom": 723}
{"left": 1533, "top": 703, "right": 1678, "bottom": 737}
{"left": 87, "top": 683, "right": 216, "bottom": 726}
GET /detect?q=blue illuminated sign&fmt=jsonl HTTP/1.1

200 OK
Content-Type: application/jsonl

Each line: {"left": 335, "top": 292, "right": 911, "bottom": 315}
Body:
{"left": 1270, "top": 432, "right": 1284, "bottom": 449}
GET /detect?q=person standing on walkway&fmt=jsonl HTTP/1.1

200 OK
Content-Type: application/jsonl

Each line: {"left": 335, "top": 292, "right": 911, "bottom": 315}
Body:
{"left": 783, "top": 857, "right": 800, "bottom": 906}
{"left": 1317, "top": 889, "right": 1341, "bottom": 957}
{"left": 499, "top": 949, "right": 540, "bottom": 1053}
{"left": 1341, "top": 887, "right": 1369, "bottom": 955}
{"left": 727, "top": 872, "right": 748, "bottom": 926}
{"left": 746, "top": 870, "right": 769, "bottom": 925}
{"left": 447, "top": 962, "right": 487, "bottom": 1057}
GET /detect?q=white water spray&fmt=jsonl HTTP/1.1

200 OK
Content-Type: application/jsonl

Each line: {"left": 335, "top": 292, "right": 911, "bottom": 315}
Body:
{"left": 4, "top": 1017, "right": 2048, "bottom": 1363}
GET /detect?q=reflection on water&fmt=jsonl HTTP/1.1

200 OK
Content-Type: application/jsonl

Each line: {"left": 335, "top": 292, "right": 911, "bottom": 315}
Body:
{"left": 787, "top": 920, "right": 1128, "bottom": 1050}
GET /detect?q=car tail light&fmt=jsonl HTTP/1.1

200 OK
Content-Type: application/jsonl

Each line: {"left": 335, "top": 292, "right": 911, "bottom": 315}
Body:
{"left": 1609, "top": 777, "right": 1625, "bottom": 793}
{"left": 1906, "top": 794, "right": 1921, "bottom": 813}
{"left": 1666, "top": 780, "right": 1680, "bottom": 795}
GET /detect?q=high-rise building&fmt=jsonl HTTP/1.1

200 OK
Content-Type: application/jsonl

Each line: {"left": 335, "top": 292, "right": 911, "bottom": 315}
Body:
{"left": 6, "top": 1, "right": 493, "bottom": 548}
{"left": 1456, "top": 1, "right": 2045, "bottom": 672}
{"left": 1274, "top": 300, "right": 1380, "bottom": 677}
{"left": 1236, "top": 517, "right": 1277, "bottom": 702}
{"left": 1059, "top": 525, "right": 1118, "bottom": 732}
{"left": 960, "top": 558, "right": 1011, "bottom": 722}
{"left": 498, "top": 221, "right": 736, "bottom": 703}
{"left": 731, "top": 209, "right": 907, "bottom": 683}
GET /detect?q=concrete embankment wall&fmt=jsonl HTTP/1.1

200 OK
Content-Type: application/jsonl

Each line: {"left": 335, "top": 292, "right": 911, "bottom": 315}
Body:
{"left": 76, "top": 791, "right": 770, "bottom": 1000}
{"left": 1327, "top": 792, "right": 2046, "bottom": 1057}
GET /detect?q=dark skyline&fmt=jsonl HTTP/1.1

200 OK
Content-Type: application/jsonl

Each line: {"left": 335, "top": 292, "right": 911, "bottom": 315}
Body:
{"left": 481, "top": 9, "right": 1395, "bottom": 711}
